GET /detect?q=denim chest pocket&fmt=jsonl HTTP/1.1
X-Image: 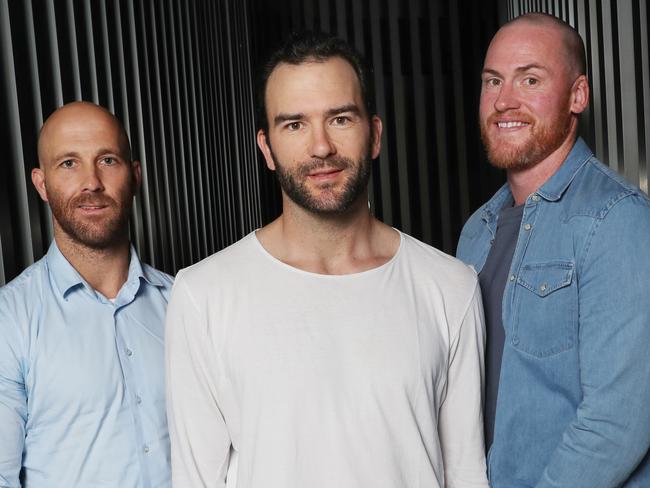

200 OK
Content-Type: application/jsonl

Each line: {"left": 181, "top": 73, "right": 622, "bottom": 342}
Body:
{"left": 512, "top": 261, "right": 577, "bottom": 357}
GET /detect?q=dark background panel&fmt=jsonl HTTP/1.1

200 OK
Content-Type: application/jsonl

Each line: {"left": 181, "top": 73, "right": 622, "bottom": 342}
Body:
{"left": 1, "top": 0, "right": 647, "bottom": 284}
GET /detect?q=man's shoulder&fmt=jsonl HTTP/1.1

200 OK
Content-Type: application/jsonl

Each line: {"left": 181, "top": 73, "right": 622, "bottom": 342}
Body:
{"left": 0, "top": 256, "right": 49, "bottom": 308}
{"left": 569, "top": 157, "right": 650, "bottom": 218}
{"left": 400, "top": 232, "right": 478, "bottom": 289}
{"left": 175, "top": 232, "right": 258, "bottom": 288}
{"left": 0, "top": 258, "right": 50, "bottom": 344}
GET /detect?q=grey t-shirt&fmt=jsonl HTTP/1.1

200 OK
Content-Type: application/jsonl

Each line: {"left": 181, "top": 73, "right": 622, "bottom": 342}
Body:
{"left": 478, "top": 202, "right": 523, "bottom": 450}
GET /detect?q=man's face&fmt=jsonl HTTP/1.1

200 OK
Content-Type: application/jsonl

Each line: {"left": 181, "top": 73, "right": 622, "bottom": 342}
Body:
{"left": 479, "top": 22, "right": 578, "bottom": 170}
{"left": 257, "top": 57, "right": 381, "bottom": 215}
{"left": 33, "top": 104, "right": 141, "bottom": 249}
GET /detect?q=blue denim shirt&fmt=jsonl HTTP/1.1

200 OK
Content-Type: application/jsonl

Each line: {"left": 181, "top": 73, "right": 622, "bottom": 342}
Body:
{"left": 457, "top": 138, "right": 650, "bottom": 487}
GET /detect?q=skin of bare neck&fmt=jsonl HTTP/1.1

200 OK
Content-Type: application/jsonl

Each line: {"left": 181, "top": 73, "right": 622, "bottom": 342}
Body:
{"left": 54, "top": 226, "right": 131, "bottom": 299}
{"left": 507, "top": 123, "right": 578, "bottom": 206}
{"left": 256, "top": 191, "right": 400, "bottom": 275}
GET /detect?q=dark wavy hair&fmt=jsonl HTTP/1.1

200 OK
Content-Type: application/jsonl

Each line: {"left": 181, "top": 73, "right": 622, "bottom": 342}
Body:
{"left": 256, "top": 31, "right": 376, "bottom": 132}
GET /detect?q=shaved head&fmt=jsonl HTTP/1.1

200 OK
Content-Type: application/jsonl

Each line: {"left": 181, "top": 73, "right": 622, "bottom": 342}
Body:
{"left": 38, "top": 101, "right": 132, "bottom": 168}
{"left": 500, "top": 13, "right": 586, "bottom": 78}
{"left": 32, "top": 101, "right": 140, "bottom": 250}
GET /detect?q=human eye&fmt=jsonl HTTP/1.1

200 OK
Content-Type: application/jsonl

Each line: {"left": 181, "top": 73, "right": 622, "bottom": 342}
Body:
{"left": 331, "top": 115, "right": 351, "bottom": 126}
{"left": 59, "top": 159, "right": 76, "bottom": 169}
{"left": 522, "top": 76, "right": 539, "bottom": 87}
{"left": 100, "top": 156, "right": 117, "bottom": 165}
{"left": 484, "top": 78, "right": 501, "bottom": 88}
{"left": 285, "top": 121, "right": 303, "bottom": 131}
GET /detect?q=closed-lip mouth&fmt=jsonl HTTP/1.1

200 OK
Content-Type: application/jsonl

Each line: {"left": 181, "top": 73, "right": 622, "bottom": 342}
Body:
{"left": 308, "top": 168, "right": 343, "bottom": 176}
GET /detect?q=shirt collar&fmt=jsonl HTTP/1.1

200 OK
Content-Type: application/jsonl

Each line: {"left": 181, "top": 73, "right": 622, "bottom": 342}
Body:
{"left": 482, "top": 137, "right": 593, "bottom": 221}
{"left": 536, "top": 137, "right": 593, "bottom": 201}
{"left": 482, "top": 184, "right": 513, "bottom": 222}
{"left": 46, "top": 241, "right": 164, "bottom": 299}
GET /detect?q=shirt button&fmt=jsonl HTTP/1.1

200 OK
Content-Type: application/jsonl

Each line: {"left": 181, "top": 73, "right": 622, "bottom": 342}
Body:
{"left": 144, "top": 446, "right": 150, "bottom": 454}
{"left": 509, "top": 274, "right": 515, "bottom": 282}
{"left": 532, "top": 194, "right": 540, "bottom": 202}
{"left": 136, "top": 395, "right": 142, "bottom": 405}
{"left": 126, "top": 348, "right": 133, "bottom": 357}
{"left": 523, "top": 223, "right": 532, "bottom": 231}
{"left": 540, "top": 283, "right": 547, "bottom": 292}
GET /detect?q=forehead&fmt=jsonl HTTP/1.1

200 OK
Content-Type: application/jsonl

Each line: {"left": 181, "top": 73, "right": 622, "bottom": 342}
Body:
{"left": 41, "top": 108, "right": 126, "bottom": 159}
{"left": 264, "top": 57, "right": 363, "bottom": 115}
{"left": 485, "top": 22, "right": 568, "bottom": 72}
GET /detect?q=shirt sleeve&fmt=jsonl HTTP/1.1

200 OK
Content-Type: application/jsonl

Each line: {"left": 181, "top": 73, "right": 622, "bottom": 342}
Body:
{"left": 165, "top": 273, "right": 232, "bottom": 488}
{"left": 438, "top": 280, "right": 489, "bottom": 487}
{"left": 0, "top": 301, "right": 27, "bottom": 488}
{"left": 536, "top": 196, "right": 650, "bottom": 487}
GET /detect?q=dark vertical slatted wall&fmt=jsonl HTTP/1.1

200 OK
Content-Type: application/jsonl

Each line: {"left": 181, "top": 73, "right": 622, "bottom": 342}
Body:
{"left": 249, "top": 0, "right": 506, "bottom": 252}
{"left": 508, "top": 0, "right": 650, "bottom": 193}
{"left": 3, "top": 1, "right": 644, "bottom": 285}
{"left": 0, "top": 0, "right": 261, "bottom": 284}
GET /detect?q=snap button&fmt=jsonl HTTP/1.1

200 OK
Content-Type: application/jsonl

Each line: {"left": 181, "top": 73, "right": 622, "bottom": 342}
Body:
{"left": 509, "top": 274, "right": 515, "bottom": 282}
{"left": 524, "top": 223, "right": 532, "bottom": 231}
{"left": 540, "top": 283, "right": 547, "bottom": 292}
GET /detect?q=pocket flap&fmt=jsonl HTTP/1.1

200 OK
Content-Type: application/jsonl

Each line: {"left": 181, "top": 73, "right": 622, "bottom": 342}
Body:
{"left": 517, "top": 261, "right": 574, "bottom": 297}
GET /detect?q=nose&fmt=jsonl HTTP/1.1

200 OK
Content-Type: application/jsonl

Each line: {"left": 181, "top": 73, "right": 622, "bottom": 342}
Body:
{"left": 309, "top": 124, "right": 336, "bottom": 159}
{"left": 82, "top": 165, "right": 105, "bottom": 192}
{"left": 494, "top": 81, "right": 520, "bottom": 112}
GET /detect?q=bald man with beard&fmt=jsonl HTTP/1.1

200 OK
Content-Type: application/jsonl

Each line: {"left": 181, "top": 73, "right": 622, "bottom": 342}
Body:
{"left": 0, "top": 102, "right": 172, "bottom": 487}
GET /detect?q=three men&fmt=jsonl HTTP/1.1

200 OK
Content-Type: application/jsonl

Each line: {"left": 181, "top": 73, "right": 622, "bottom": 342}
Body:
{"left": 0, "top": 102, "right": 172, "bottom": 487}
{"left": 165, "top": 33, "right": 488, "bottom": 487}
{"left": 457, "top": 13, "right": 650, "bottom": 487}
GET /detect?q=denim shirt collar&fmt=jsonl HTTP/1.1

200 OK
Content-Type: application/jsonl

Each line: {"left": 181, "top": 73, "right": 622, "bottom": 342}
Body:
{"left": 46, "top": 240, "right": 165, "bottom": 300}
{"left": 536, "top": 137, "right": 593, "bottom": 202}
{"left": 481, "top": 138, "right": 593, "bottom": 226}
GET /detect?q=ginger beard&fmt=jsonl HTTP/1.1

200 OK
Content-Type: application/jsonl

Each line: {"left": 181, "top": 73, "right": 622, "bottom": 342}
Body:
{"left": 47, "top": 178, "right": 135, "bottom": 250}
{"left": 269, "top": 146, "right": 372, "bottom": 215}
{"left": 480, "top": 95, "right": 573, "bottom": 170}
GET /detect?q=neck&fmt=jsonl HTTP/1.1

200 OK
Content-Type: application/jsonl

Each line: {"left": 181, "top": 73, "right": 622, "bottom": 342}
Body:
{"left": 507, "top": 132, "right": 578, "bottom": 205}
{"left": 256, "top": 194, "right": 399, "bottom": 275}
{"left": 54, "top": 231, "right": 131, "bottom": 299}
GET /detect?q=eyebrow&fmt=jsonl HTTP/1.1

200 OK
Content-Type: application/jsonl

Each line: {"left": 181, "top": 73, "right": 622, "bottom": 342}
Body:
{"left": 482, "top": 64, "right": 549, "bottom": 77}
{"left": 273, "top": 103, "right": 362, "bottom": 127}
{"left": 51, "top": 148, "right": 124, "bottom": 161}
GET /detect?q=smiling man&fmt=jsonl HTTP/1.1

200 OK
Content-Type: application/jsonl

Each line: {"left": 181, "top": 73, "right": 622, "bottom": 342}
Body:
{"left": 0, "top": 102, "right": 172, "bottom": 487}
{"left": 165, "top": 33, "right": 488, "bottom": 487}
{"left": 457, "top": 13, "right": 650, "bottom": 487}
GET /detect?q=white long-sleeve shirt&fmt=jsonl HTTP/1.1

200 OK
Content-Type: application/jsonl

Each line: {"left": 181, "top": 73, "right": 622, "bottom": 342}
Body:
{"left": 165, "top": 231, "right": 488, "bottom": 487}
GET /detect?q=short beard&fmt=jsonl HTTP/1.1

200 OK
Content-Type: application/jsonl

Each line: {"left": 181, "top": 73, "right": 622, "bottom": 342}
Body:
{"left": 49, "top": 191, "right": 133, "bottom": 250}
{"left": 271, "top": 147, "right": 372, "bottom": 215}
{"left": 480, "top": 107, "right": 573, "bottom": 171}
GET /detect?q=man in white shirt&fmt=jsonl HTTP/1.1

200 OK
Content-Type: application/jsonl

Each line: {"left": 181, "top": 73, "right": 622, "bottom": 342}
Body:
{"left": 165, "top": 32, "right": 488, "bottom": 488}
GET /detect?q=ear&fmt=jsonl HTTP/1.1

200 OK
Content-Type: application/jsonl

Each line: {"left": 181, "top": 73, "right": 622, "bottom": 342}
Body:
{"left": 256, "top": 129, "right": 276, "bottom": 171}
{"left": 31, "top": 167, "right": 48, "bottom": 202}
{"left": 370, "top": 115, "right": 383, "bottom": 160}
{"left": 570, "top": 75, "right": 589, "bottom": 115}
{"left": 131, "top": 160, "right": 142, "bottom": 192}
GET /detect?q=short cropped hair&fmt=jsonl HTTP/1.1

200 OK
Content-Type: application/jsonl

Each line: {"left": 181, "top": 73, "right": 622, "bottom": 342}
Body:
{"left": 256, "top": 32, "right": 375, "bottom": 132}
{"left": 507, "top": 13, "right": 586, "bottom": 77}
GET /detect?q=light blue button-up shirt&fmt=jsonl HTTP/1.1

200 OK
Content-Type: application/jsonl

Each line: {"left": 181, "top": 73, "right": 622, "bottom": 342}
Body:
{"left": 0, "top": 241, "right": 173, "bottom": 488}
